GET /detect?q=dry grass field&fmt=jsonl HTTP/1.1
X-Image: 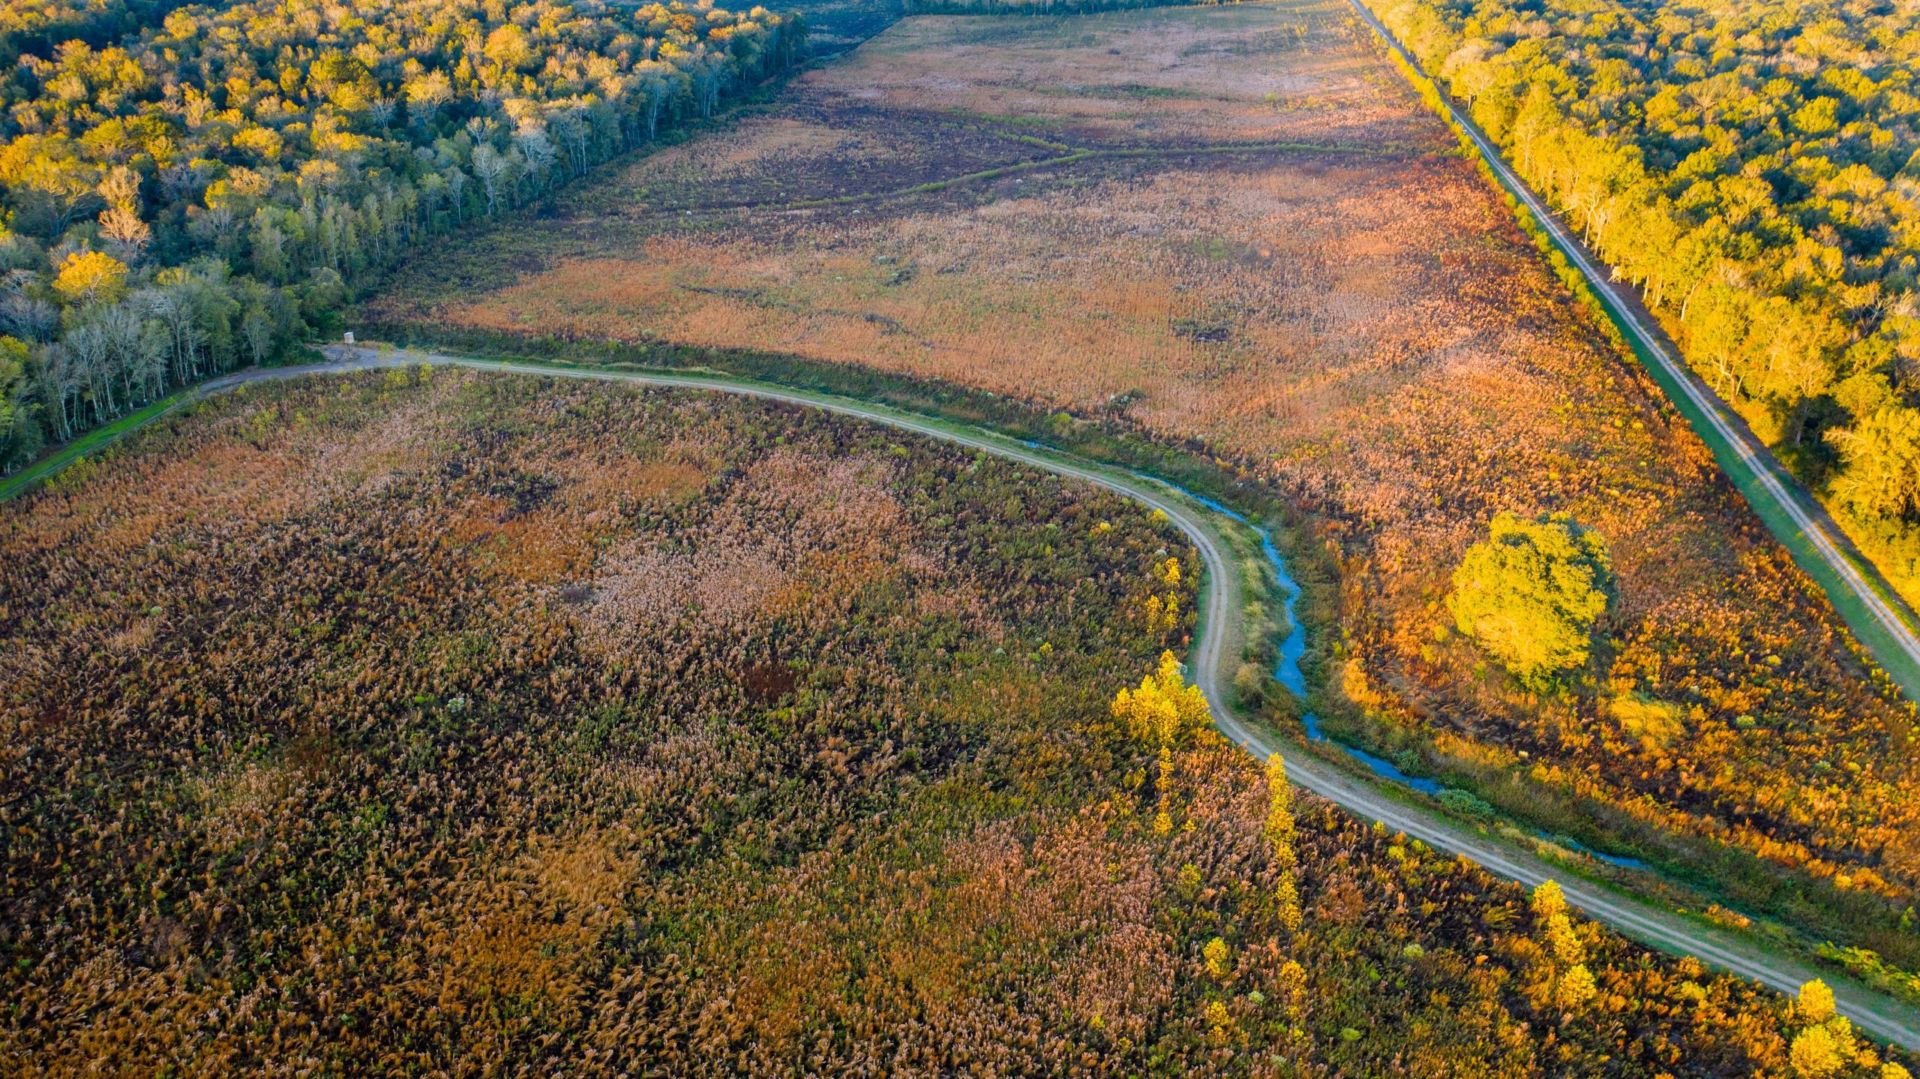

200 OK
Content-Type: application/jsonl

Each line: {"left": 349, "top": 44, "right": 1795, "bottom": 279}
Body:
{"left": 1, "top": 371, "right": 1889, "bottom": 1073}
{"left": 370, "top": 1, "right": 1920, "bottom": 940}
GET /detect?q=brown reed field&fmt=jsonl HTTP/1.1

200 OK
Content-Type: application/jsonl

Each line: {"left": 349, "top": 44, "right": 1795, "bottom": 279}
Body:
{"left": 1, "top": 369, "right": 1894, "bottom": 1074}
{"left": 368, "top": 0, "right": 1920, "bottom": 960}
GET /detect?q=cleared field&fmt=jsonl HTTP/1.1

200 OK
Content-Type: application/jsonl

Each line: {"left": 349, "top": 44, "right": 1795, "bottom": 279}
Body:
{"left": 369, "top": 3, "right": 1920, "bottom": 945}
{"left": 0, "top": 370, "right": 1888, "bottom": 1073}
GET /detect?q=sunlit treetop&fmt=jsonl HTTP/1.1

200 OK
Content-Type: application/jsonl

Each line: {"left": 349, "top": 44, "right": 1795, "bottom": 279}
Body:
{"left": 1110, "top": 650, "right": 1211, "bottom": 748}
{"left": 1447, "top": 512, "right": 1614, "bottom": 686}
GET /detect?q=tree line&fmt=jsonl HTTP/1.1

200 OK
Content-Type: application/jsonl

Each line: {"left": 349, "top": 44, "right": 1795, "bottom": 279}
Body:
{"left": 1373, "top": 0, "right": 1920, "bottom": 599}
{"left": 0, "top": 0, "right": 803, "bottom": 471}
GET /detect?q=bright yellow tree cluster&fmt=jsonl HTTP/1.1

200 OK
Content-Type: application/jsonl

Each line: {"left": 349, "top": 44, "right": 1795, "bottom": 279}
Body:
{"left": 1204, "top": 937, "right": 1232, "bottom": 981}
{"left": 1785, "top": 979, "right": 1910, "bottom": 1078}
{"left": 1143, "top": 593, "right": 1180, "bottom": 635}
{"left": 1111, "top": 651, "right": 1210, "bottom": 750}
{"left": 1265, "top": 754, "right": 1302, "bottom": 934}
{"left": 1447, "top": 513, "right": 1614, "bottom": 685}
{"left": 1112, "top": 650, "right": 1211, "bottom": 837}
{"left": 1156, "top": 556, "right": 1181, "bottom": 588}
{"left": 1530, "top": 880, "right": 1596, "bottom": 1010}
{"left": 52, "top": 250, "right": 128, "bottom": 306}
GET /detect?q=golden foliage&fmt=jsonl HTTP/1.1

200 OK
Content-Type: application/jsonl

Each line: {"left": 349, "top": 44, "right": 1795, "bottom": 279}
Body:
{"left": 1530, "top": 879, "right": 1567, "bottom": 921}
{"left": 1553, "top": 963, "right": 1597, "bottom": 1011}
{"left": 1111, "top": 650, "right": 1211, "bottom": 749}
{"left": 1790, "top": 1024, "right": 1849, "bottom": 1079}
{"left": 1799, "top": 979, "right": 1838, "bottom": 1025}
{"left": 1157, "top": 555, "right": 1182, "bottom": 588}
{"left": 1203, "top": 937, "right": 1231, "bottom": 981}
{"left": 1543, "top": 912, "right": 1585, "bottom": 966}
{"left": 52, "top": 250, "right": 128, "bottom": 305}
{"left": 1143, "top": 590, "right": 1181, "bottom": 634}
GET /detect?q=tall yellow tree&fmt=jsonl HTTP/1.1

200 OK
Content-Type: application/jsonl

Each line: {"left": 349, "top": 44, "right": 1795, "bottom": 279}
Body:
{"left": 1204, "top": 936, "right": 1231, "bottom": 981}
{"left": 1142, "top": 555, "right": 1184, "bottom": 636}
{"left": 1531, "top": 880, "right": 1595, "bottom": 1010}
{"left": 1113, "top": 651, "right": 1210, "bottom": 838}
{"left": 1266, "top": 754, "right": 1302, "bottom": 933}
{"left": 1110, "top": 650, "right": 1209, "bottom": 749}
{"left": 53, "top": 250, "right": 128, "bottom": 306}
{"left": 1787, "top": 979, "right": 1866, "bottom": 1079}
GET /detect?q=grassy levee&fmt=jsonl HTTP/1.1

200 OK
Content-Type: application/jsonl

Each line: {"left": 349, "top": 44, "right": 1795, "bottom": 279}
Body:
{"left": 1343, "top": 0, "right": 1920, "bottom": 704}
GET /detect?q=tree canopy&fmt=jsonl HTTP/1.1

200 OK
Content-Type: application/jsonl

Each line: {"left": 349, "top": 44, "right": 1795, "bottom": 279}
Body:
{"left": 0, "top": 0, "right": 803, "bottom": 471}
{"left": 1829, "top": 406, "right": 1920, "bottom": 520}
{"left": 1111, "top": 649, "right": 1211, "bottom": 748}
{"left": 1447, "top": 511, "right": 1615, "bottom": 684}
{"left": 1376, "top": 0, "right": 1920, "bottom": 598}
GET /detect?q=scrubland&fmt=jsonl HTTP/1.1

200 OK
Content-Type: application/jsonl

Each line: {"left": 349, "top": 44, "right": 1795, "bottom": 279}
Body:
{"left": 368, "top": 0, "right": 1920, "bottom": 955}
{"left": 0, "top": 369, "right": 1897, "bottom": 1074}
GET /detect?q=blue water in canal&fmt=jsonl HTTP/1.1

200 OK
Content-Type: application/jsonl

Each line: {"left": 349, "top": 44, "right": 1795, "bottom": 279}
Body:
{"left": 1143, "top": 475, "right": 1650, "bottom": 871}
{"left": 1153, "top": 486, "right": 1448, "bottom": 792}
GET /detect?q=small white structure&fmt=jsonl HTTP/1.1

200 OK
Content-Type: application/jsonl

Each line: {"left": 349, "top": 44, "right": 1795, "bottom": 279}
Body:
{"left": 343, "top": 331, "right": 356, "bottom": 345}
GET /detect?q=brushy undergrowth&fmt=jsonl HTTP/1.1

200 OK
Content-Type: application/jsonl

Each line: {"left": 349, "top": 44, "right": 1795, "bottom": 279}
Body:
{"left": 0, "top": 370, "right": 1896, "bottom": 1075}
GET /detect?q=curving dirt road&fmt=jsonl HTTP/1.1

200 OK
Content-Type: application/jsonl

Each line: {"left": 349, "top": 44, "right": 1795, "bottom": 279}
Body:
{"left": 12, "top": 344, "right": 1920, "bottom": 1048}
{"left": 284, "top": 351, "right": 1920, "bottom": 1044}
{"left": 1345, "top": 0, "right": 1920, "bottom": 699}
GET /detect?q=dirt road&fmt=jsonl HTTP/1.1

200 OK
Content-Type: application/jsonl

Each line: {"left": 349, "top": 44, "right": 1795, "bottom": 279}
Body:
{"left": 115, "top": 345, "right": 1914, "bottom": 1050}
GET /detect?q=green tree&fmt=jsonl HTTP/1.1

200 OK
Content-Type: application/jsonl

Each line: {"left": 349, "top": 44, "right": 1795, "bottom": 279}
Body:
{"left": 0, "top": 336, "right": 41, "bottom": 470}
{"left": 1447, "top": 513, "right": 1615, "bottom": 684}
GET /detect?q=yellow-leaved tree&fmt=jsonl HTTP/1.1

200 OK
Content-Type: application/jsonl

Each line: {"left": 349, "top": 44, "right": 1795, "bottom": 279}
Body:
{"left": 1447, "top": 512, "right": 1614, "bottom": 686}
{"left": 1265, "top": 754, "right": 1302, "bottom": 934}
{"left": 1204, "top": 936, "right": 1231, "bottom": 981}
{"left": 1787, "top": 979, "right": 1867, "bottom": 1079}
{"left": 1113, "top": 651, "right": 1211, "bottom": 838}
{"left": 52, "top": 251, "right": 129, "bottom": 306}
{"left": 1531, "top": 880, "right": 1595, "bottom": 1010}
{"left": 1144, "top": 555, "right": 1183, "bottom": 636}
{"left": 1110, "top": 650, "right": 1210, "bottom": 749}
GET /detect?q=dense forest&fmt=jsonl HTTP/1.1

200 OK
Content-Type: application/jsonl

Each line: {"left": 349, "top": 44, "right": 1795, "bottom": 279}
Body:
{"left": 0, "top": 0, "right": 802, "bottom": 472}
{"left": 2, "top": 369, "right": 1910, "bottom": 1074}
{"left": 1371, "top": 0, "right": 1920, "bottom": 600}
{"left": 0, "top": 0, "right": 194, "bottom": 66}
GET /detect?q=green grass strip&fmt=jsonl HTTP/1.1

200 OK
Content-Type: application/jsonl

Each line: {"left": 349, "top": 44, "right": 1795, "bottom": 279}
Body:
{"left": 0, "top": 392, "right": 191, "bottom": 502}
